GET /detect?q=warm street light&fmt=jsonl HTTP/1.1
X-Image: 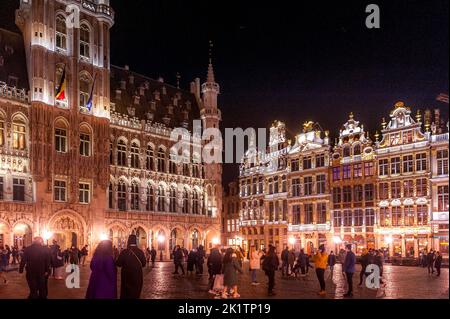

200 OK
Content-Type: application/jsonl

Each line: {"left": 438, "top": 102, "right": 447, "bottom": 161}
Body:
{"left": 288, "top": 237, "right": 296, "bottom": 245}
{"left": 384, "top": 236, "right": 393, "bottom": 244}
{"left": 333, "top": 236, "right": 342, "bottom": 244}
{"left": 158, "top": 234, "right": 165, "bottom": 243}
{"left": 212, "top": 237, "right": 220, "bottom": 245}
{"left": 43, "top": 230, "right": 53, "bottom": 246}
{"left": 99, "top": 233, "right": 108, "bottom": 241}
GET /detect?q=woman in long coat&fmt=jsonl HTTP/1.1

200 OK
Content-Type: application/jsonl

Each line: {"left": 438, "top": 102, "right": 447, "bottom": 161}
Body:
{"left": 222, "top": 248, "right": 243, "bottom": 298}
{"left": 115, "top": 235, "right": 146, "bottom": 299}
{"left": 86, "top": 240, "right": 117, "bottom": 299}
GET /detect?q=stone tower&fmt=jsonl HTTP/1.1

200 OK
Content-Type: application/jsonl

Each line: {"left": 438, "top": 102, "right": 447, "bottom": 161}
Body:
{"left": 200, "top": 55, "right": 223, "bottom": 224}
{"left": 15, "top": 0, "right": 114, "bottom": 248}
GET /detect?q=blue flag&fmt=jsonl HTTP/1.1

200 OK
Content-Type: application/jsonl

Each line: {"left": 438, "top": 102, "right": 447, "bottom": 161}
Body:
{"left": 86, "top": 74, "right": 96, "bottom": 111}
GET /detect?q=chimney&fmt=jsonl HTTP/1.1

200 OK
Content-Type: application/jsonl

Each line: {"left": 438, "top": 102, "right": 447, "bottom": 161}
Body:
{"left": 124, "top": 65, "right": 129, "bottom": 71}
{"left": 129, "top": 74, "right": 134, "bottom": 85}
{"left": 120, "top": 80, "right": 126, "bottom": 90}
{"left": 158, "top": 76, "right": 164, "bottom": 83}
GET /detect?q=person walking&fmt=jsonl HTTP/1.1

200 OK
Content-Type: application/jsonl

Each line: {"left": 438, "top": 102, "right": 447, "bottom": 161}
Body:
{"left": 434, "top": 251, "right": 442, "bottom": 277}
{"left": 69, "top": 246, "right": 79, "bottom": 265}
{"left": 187, "top": 249, "right": 198, "bottom": 275}
{"left": 172, "top": 245, "right": 185, "bottom": 275}
{"left": 296, "top": 249, "right": 308, "bottom": 277}
{"left": 115, "top": 235, "right": 146, "bottom": 299}
{"left": 343, "top": 244, "right": 356, "bottom": 297}
{"left": 50, "top": 242, "right": 64, "bottom": 280}
{"left": 86, "top": 240, "right": 117, "bottom": 299}
{"left": 19, "top": 237, "right": 51, "bottom": 299}
{"left": 5, "top": 245, "right": 11, "bottom": 265}
{"left": 281, "top": 246, "right": 289, "bottom": 277}
{"left": 312, "top": 244, "right": 328, "bottom": 296}
{"left": 288, "top": 249, "right": 295, "bottom": 276}
{"left": 80, "top": 245, "right": 88, "bottom": 266}
{"left": 262, "top": 245, "right": 279, "bottom": 296}
{"left": 150, "top": 246, "right": 157, "bottom": 267}
{"left": 0, "top": 245, "right": 8, "bottom": 284}
{"left": 249, "top": 245, "right": 262, "bottom": 285}
{"left": 207, "top": 245, "right": 223, "bottom": 294}
{"left": 222, "top": 248, "right": 243, "bottom": 299}
{"left": 196, "top": 245, "right": 206, "bottom": 275}
{"left": 327, "top": 250, "right": 336, "bottom": 278}
{"left": 427, "top": 250, "right": 435, "bottom": 274}
{"left": 358, "top": 248, "right": 369, "bottom": 286}
{"left": 374, "top": 250, "right": 384, "bottom": 285}
{"left": 11, "top": 246, "right": 19, "bottom": 265}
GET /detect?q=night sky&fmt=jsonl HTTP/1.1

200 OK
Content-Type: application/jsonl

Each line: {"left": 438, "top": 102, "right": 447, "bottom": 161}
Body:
{"left": 1, "top": 0, "right": 448, "bottom": 187}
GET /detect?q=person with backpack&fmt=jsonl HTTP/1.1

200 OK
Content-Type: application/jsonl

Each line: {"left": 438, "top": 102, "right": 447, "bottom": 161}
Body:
{"left": 221, "top": 248, "right": 243, "bottom": 298}
{"left": 262, "top": 245, "right": 279, "bottom": 296}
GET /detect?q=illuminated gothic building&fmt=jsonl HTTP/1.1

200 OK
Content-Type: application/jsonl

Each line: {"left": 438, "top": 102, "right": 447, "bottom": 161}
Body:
{"left": 287, "top": 121, "right": 331, "bottom": 255}
{"left": 0, "top": 0, "right": 222, "bottom": 259}
{"left": 239, "top": 121, "right": 290, "bottom": 253}
{"left": 376, "top": 102, "right": 437, "bottom": 257}
{"left": 238, "top": 103, "right": 448, "bottom": 257}
{"left": 330, "top": 113, "right": 376, "bottom": 255}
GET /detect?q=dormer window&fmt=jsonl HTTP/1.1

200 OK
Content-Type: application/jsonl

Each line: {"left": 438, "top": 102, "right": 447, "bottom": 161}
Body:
{"left": 343, "top": 145, "right": 350, "bottom": 157}
{"left": 79, "top": 24, "right": 90, "bottom": 59}
{"left": 353, "top": 144, "right": 361, "bottom": 155}
{"left": 55, "top": 15, "right": 67, "bottom": 51}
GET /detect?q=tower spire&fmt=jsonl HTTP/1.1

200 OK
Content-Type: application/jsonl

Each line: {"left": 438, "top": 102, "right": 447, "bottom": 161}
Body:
{"left": 207, "top": 40, "right": 215, "bottom": 83}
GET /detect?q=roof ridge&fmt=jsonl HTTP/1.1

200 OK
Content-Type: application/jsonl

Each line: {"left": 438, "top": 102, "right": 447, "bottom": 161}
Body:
{"left": 111, "top": 64, "right": 194, "bottom": 95}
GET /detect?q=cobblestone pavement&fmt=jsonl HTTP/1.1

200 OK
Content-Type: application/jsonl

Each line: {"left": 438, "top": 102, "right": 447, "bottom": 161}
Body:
{"left": 0, "top": 262, "right": 448, "bottom": 299}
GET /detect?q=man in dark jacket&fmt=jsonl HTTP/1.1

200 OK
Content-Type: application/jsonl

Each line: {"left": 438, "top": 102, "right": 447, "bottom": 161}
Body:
{"left": 19, "top": 237, "right": 51, "bottom": 299}
{"left": 150, "top": 247, "right": 157, "bottom": 267}
{"left": 262, "top": 245, "right": 279, "bottom": 296}
{"left": 281, "top": 247, "right": 289, "bottom": 277}
{"left": 434, "top": 251, "right": 443, "bottom": 276}
{"left": 172, "top": 245, "right": 185, "bottom": 275}
{"left": 358, "top": 249, "right": 370, "bottom": 286}
{"left": 343, "top": 244, "right": 356, "bottom": 297}
{"left": 115, "top": 235, "right": 146, "bottom": 299}
{"left": 427, "top": 250, "right": 435, "bottom": 274}
{"left": 327, "top": 251, "right": 337, "bottom": 277}
{"left": 196, "top": 245, "right": 206, "bottom": 275}
{"left": 207, "top": 246, "right": 223, "bottom": 293}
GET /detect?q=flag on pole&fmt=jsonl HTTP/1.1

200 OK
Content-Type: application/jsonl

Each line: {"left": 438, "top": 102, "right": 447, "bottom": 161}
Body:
{"left": 86, "top": 73, "right": 97, "bottom": 111}
{"left": 55, "top": 66, "right": 66, "bottom": 100}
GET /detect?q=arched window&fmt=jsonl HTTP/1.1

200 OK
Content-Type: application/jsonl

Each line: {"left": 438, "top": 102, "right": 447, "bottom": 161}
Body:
{"left": 54, "top": 119, "right": 67, "bottom": 153}
{"left": 192, "top": 190, "right": 199, "bottom": 214}
{"left": 79, "top": 73, "right": 91, "bottom": 111}
{"left": 343, "top": 145, "right": 350, "bottom": 157}
{"left": 79, "top": 125, "right": 91, "bottom": 156}
{"left": 108, "top": 183, "right": 113, "bottom": 209}
{"left": 146, "top": 145, "right": 154, "bottom": 170}
{"left": 130, "top": 142, "right": 140, "bottom": 168}
{"left": 55, "top": 15, "right": 67, "bottom": 51}
{"left": 0, "top": 114, "right": 4, "bottom": 147}
{"left": 157, "top": 147, "right": 166, "bottom": 172}
{"left": 182, "top": 188, "right": 189, "bottom": 214}
{"left": 146, "top": 185, "right": 154, "bottom": 211}
{"left": 79, "top": 24, "right": 90, "bottom": 59}
{"left": 169, "top": 149, "right": 177, "bottom": 174}
{"left": 169, "top": 186, "right": 177, "bottom": 213}
{"left": 130, "top": 181, "right": 140, "bottom": 210}
{"left": 157, "top": 185, "right": 166, "bottom": 211}
{"left": 13, "top": 116, "right": 26, "bottom": 150}
{"left": 117, "top": 180, "right": 127, "bottom": 211}
{"left": 353, "top": 144, "right": 361, "bottom": 156}
{"left": 117, "top": 140, "right": 127, "bottom": 166}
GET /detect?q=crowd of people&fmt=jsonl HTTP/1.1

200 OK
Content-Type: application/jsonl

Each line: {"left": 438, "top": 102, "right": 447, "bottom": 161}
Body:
{"left": 5, "top": 236, "right": 447, "bottom": 299}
